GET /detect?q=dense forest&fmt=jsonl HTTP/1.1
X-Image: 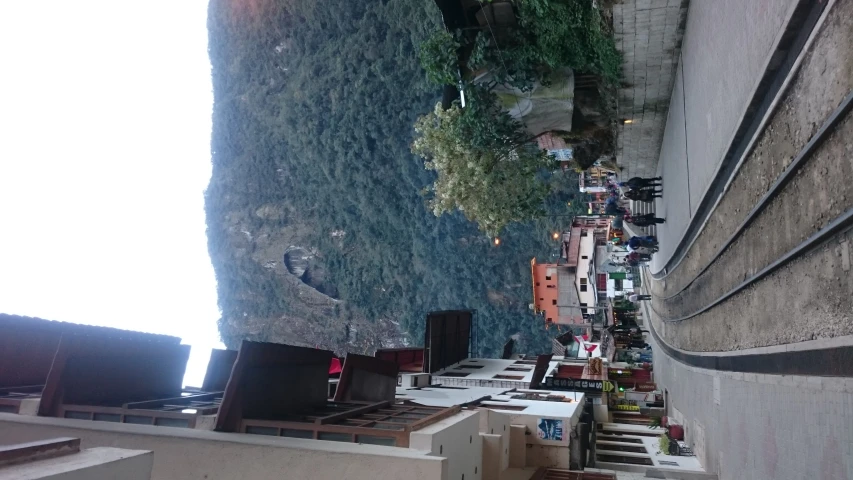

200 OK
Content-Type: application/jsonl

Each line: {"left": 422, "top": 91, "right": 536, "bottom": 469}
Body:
{"left": 205, "top": 0, "right": 588, "bottom": 357}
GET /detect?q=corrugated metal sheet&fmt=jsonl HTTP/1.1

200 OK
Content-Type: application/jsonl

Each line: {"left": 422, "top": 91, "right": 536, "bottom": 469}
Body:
{"left": 423, "top": 310, "right": 473, "bottom": 374}
{"left": 0, "top": 313, "right": 180, "bottom": 389}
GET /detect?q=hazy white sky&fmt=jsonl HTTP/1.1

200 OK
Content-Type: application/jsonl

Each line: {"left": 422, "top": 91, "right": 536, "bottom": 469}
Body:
{"left": 0, "top": 1, "right": 222, "bottom": 386}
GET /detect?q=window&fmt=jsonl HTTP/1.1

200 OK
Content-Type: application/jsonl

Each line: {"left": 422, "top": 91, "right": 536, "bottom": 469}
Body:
{"left": 580, "top": 302, "right": 588, "bottom": 307}
{"left": 659, "top": 461, "right": 679, "bottom": 466}
{"left": 318, "top": 432, "right": 353, "bottom": 442}
{"left": 504, "top": 367, "right": 532, "bottom": 372}
{"left": 440, "top": 372, "right": 470, "bottom": 377}
{"left": 552, "top": 299, "right": 557, "bottom": 305}
{"left": 582, "top": 255, "right": 588, "bottom": 259}
{"left": 580, "top": 278, "right": 587, "bottom": 285}
{"left": 580, "top": 284, "right": 588, "bottom": 292}
{"left": 545, "top": 275, "right": 552, "bottom": 281}
{"left": 457, "top": 364, "right": 484, "bottom": 369}
{"left": 547, "top": 284, "right": 555, "bottom": 289}
{"left": 493, "top": 374, "right": 524, "bottom": 380}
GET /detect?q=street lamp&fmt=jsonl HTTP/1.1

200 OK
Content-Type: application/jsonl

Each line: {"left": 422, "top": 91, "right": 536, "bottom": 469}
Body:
{"left": 552, "top": 232, "right": 560, "bottom": 240}
{"left": 493, "top": 238, "right": 501, "bottom": 246}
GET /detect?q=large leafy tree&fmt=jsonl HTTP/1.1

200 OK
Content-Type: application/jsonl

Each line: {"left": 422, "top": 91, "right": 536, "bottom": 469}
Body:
{"left": 413, "top": 101, "right": 554, "bottom": 236}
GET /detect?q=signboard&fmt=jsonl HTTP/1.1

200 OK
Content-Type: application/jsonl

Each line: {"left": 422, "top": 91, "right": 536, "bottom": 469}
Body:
{"left": 544, "top": 376, "right": 615, "bottom": 393}
{"left": 588, "top": 357, "right": 603, "bottom": 375}
{"left": 614, "top": 404, "right": 640, "bottom": 411}
{"left": 536, "top": 418, "right": 564, "bottom": 441}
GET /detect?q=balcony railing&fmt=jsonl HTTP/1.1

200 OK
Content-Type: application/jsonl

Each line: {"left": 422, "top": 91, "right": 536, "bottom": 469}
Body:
{"left": 240, "top": 400, "right": 459, "bottom": 447}
{"left": 58, "top": 391, "right": 223, "bottom": 429}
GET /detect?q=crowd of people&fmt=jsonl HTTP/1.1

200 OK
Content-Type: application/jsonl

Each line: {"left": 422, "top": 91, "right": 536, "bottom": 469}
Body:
{"left": 602, "top": 174, "right": 666, "bottom": 269}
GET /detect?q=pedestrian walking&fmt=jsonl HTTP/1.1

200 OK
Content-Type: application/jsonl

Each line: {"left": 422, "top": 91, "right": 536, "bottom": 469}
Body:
{"left": 626, "top": 252, "right": 651, "bottom": 263}
{"left": 624, "top": 188, "right": 663, "bottom": 202}
{"left": 629, "top": 245, "right": 657, "bottom": 255}
{"left": 619, "top": 176, "right": 662, "bottom": 189}
{"left": 627, "top": 235, "right": 658, "bottom": 250}
{"left": 625, "top": 213, "right": 665, "bottom": 227}
{"left": 628, "top": 293, "right": 652, "bottom": 302}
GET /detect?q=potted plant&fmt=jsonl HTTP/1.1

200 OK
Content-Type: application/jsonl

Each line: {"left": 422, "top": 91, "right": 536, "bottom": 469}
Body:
{"left": 648, "top": 416, "right": 668, "bottom": 429}
{"left": 657, "top": 435, "right": 669, "bottom": 453}
{"left": 668, "top": 436, "right": 680, "bottom": 456}
{"left": 667, "top": 423, "right": 684, "bottom": 440}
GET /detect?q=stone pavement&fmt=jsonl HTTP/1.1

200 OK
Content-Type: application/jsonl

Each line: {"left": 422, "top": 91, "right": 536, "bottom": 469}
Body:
{"left": 643, "top": 0, "right": 801, "bottom": 272}
{"left": 612, "top": 0, "right": 689, "bottom": 179}
{"left": 639, "top": 287, "right": 853, "bottom": 480}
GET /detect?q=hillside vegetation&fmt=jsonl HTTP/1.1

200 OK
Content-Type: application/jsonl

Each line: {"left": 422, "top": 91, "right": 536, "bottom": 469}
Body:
{"left": 206, "top": 0, "right": 586, "bottom": 356}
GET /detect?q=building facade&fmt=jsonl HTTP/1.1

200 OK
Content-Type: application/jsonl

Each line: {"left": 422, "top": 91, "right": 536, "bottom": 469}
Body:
{"left": 531, "top": 217, "right": 612, "bottom": 327}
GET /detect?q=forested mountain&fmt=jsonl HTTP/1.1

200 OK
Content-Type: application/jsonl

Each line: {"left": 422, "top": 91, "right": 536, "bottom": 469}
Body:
{"left": 206, "top": 0, "right": 585, "bottom": 357}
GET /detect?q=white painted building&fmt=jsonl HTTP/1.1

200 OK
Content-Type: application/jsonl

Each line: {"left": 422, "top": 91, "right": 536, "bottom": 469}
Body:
{"left": 0, "top": 410, "right": 501, "bottom": 480}
{"left": 397, "top": 384, "right": 586, "bottom": 470}
{"left": 596, "top": 422, "right": 707, "bottom": 476}
{"left": 432, "top": 358, "right": 560, "bottom": 389}
{"left": 576, "top": 231, "right": 598, "bottom": 316}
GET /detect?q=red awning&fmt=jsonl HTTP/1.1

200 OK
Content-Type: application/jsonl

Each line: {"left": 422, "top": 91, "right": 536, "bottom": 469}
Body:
{"left": 329, "top": 358, "right": 342, "bottom": 375}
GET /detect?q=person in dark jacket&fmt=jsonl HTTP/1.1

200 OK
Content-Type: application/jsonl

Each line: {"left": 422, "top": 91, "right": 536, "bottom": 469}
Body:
{"left": 628, "top": 235, "right": 658, "bottom": 250}
{"left": 624, "top": 188, "right": 662, "bottom": 202}
{"left": 620, "top": 176, "right": 662, "bottom": 189}
{"left": 625, "top": 213, "right": 666, "bottom": 227}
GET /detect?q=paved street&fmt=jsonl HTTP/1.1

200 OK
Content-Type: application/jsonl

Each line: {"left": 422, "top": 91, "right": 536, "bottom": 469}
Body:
{"left": 642, "top": 298, "right": 853, "bottom": 480}
{"left": 646, "top": 0, "right": 800, "bottom": 272}
{"left": 619, "top": 1, "right": 853, "bottom": 479}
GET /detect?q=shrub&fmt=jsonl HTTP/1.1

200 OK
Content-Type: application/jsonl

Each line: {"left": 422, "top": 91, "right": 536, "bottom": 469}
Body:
{"left": 419, "top": 30, "right": 461, "bottom": 86}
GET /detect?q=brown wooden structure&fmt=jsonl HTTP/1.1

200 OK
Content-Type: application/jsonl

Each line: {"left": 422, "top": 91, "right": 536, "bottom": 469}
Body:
{"left": 0, "top": 314, "right": 181, "bottom": 415}
{"left": 215, "top": 341, "right": 458, "bottom": 446}
{"left": 38, "top": 335, "right": 193, "bottom": 426}
{"left": 334, "top": 354, "right": 398, "bottom": 403}
{"left": 200, "top": 349, "right": 238, "bottom": 392}
{"left": 374, "top": 347, "right": 424, "bottom": 373}
{"left": 423, "top": 310, "right": 473, "bottom": 374}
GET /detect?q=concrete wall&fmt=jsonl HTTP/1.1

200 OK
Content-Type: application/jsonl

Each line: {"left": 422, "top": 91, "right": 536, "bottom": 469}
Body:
{"left": 507, "top": 396, "right": 584, "bottom": 470}
{"left": 410, "top": 410, "right": 482, "bottom": 480}
{"left": 612, "top": 0, "right": 690, "bottom": 178}
{"left": 1, "top": 447, "right": 153, "bottom": 480}
{"left": 479, "top": 409, "right": 511, "bottom": 474}
{"left": 0, "top": 413, "right": 447, "bottom": 480}
{"left": 508, "top": 425, "right": 527, "bottom": 469}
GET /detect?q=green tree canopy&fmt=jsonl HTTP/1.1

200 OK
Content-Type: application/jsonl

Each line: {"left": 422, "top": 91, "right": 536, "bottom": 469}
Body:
{"left": 419, "top": 30, "right": 461, "bottom": 86}
{"left": 413, "top": 102, "right": 554, "bottom": 235}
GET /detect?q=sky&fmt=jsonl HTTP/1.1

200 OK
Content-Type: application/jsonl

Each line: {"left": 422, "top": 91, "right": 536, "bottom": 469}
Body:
{"left": 0, "top": 1, "right": 222, "bottom": 386}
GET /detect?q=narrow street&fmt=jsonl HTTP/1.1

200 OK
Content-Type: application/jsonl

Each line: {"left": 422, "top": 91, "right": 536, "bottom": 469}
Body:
{"left": 625, "top": 0, "right": 853, "bottom": 478}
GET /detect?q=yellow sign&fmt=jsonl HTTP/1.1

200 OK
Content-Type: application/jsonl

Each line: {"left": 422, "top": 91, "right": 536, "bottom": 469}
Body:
{"left": 614, "top": 404, "right": 640, "bottom": 411}
{"left": 602, "top": 381, "right": 615, "bottom": 393}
